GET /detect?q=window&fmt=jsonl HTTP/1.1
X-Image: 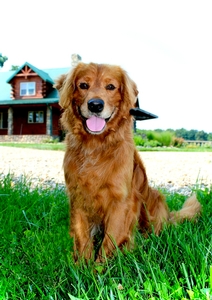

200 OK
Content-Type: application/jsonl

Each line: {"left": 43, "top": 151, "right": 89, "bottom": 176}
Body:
{"left": 0, "top": 112, "right": 7, "bottom": 129}
{"left": 28, "top": 111, "right": 44, "bottom": 123}
{"left": 20, "top": 82, "right": 36, "bottom": 96}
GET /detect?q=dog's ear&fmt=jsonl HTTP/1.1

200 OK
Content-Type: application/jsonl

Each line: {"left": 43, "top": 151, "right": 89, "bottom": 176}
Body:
{"left": 121, "top": 71, "right": 139, "bottom": 109}
{"left": 54, "top": 64, "right": 84, "bottom": 109}
{"left": 54, "top": 73, "right": 71, "bottom": 109}
{"left": 54, "top": 74, "right": 67, "bottom": 91}
{"left": 130, "top": 78, "right": 139, "bottom": 107}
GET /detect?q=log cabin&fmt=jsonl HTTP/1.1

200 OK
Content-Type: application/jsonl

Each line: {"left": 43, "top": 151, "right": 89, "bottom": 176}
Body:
{"left": 0, "top": 62, "right": 70, "bottom": 142}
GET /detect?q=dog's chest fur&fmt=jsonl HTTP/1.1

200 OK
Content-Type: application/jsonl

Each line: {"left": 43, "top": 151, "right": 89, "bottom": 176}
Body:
{"left": 64, "top": 134, "right": 135, "bottom": 213}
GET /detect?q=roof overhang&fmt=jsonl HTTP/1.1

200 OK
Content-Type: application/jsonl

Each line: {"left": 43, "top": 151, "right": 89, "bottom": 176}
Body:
{"left": 130, "top": 98, "right": 158, "bottom": 121}
{"left": 0, "top": 98, "right": 59, "bottom": 106}
{"left": 130, "top": 107, "right": 158, "bottom": 121}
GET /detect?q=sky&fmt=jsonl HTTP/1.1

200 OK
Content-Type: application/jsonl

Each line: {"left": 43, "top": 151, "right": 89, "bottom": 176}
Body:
{"left": 1, "top": 0, "right": 212, "bottom": 132}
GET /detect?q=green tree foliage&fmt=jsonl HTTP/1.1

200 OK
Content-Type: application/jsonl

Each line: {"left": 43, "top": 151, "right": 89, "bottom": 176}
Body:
{"left": 10, "top": 65, "right": 19, "bottom": 71}
{"left": 187, "top": 129, "right": 198, "bottom": 140}
{"left": 166, "top": 128, "right": 175, "bottom": 133}
{"left": 207, "top": 133, "right": 212, "bottom": 141}
{"left": 175, "top": 128, "right": 189, "bottom": 139}
{"left": 154, "top": 128, "right": 163, "bottom": 133}
{"left": 175, "top": 128, "right": 210, "bottom": 141}
{"left": 0, "top": 53, "right": 8, "bottom": 67}
{"left": 195, "top": 130, "right": 208, "bottom": 141}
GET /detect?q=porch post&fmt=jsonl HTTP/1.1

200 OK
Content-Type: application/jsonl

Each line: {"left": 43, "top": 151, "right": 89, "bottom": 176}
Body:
{"left": 8, "top": 107, "right": 13, "bottom": 135}
{"left": 46, "top": 105, "right": 52, "bottom": 136}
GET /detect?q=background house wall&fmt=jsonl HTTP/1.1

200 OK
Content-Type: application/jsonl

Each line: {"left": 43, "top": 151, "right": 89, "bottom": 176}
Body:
{"left": 11, "top": 77, "right": 43, "bottom": 99}
{"left": 13, "top": 106, "right": 47, "bottom": 135}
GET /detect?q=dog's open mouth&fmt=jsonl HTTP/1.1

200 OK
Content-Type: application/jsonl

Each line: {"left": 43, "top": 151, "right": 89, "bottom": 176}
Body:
{"left": 86, "top": 116, "right": 106, "bottom": 133}
{"left": 79, "top": 108, "right": 114, "bottom": 134}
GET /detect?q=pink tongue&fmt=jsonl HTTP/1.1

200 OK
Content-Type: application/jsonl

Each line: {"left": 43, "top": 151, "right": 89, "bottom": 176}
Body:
{"left": 86, "top": 116, "right": 106, "bottom": 132}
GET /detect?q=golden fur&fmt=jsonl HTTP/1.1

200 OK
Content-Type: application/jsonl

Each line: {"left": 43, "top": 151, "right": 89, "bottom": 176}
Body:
{"left": 54, "top": 62, "right": 201, "bottom": 261}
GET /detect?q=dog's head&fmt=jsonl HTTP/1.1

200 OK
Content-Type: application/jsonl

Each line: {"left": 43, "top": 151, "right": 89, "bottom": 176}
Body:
{"left": 54, "top": 62, "right": 138, "bottom": 135}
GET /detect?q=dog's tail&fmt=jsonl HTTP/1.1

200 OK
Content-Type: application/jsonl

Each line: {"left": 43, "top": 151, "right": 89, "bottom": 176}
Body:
{"left": 168, "top": 194, "right": 201, "bottom": 224}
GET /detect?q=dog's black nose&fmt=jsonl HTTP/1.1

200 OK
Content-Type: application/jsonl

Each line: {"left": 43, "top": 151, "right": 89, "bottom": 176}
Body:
{"left": 88, "top": 99, "right": 104, "bottom": 113}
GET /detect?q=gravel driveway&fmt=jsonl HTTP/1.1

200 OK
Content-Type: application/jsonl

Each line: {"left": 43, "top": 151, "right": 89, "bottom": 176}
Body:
{"left": 0, "top": 146, "right": 212, "bottom": 193}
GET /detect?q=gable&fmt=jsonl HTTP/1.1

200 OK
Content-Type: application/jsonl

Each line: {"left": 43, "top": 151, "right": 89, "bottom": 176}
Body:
{"left": 6, "top": 62, "right": 58, "bottom": 100}
{"left": 6, "top": 62, "right": 54, "bottom": 84}
{"left": 0, "top": 64, "right": 70, "bottom": 102}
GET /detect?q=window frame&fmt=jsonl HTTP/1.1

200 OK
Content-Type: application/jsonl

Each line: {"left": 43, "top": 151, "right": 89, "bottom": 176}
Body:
{"left": 28, "top": 111, "right": 44, "bottom": 124}
{"left": 20, "top": 82, "right": 36, "bottom": 96}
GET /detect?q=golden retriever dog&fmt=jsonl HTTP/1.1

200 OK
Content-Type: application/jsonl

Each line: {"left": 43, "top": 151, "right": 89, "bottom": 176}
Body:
{"left": 54, "top": 62, "right": 201, "bottom": 261}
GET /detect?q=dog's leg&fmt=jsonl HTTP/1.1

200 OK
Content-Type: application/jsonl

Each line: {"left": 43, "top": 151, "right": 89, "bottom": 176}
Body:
{"left": 70, "top": 209, "right": 94, "bottom": 261}
{"left": 133, "top": 158, "right": 169, "bottom": 234}
{"left": 96, "top": 202, "right": 138, "bottom": 261}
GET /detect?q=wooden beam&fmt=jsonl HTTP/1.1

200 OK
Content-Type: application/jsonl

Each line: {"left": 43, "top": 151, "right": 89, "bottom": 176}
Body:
{"left": 15, "top": 73, "right": 37, "bottom": 77}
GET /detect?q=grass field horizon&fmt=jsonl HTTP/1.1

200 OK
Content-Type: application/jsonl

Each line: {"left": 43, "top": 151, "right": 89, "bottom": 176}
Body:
{"left": 1, "top": 142, "right": 212, "bottom": 152}
{"left": 0, "top": 174, "right": 211, "bottom": 299}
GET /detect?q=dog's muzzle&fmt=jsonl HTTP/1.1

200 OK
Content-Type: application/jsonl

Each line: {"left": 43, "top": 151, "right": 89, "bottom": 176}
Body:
{"left": 84, "top": 98, "right": 105, "bottom": 133}
{"left": 80, "top": 98, "right": 114, "bottom": 134}
{"left": 87, "top": 98, "right": 104, "bottom": 113}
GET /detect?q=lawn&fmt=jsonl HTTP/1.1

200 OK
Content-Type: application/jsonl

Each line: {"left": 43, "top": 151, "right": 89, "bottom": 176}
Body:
{"left": 0, "top": 174, "right": 211, "bottom": 299}
{"left": 0, "top": 142, "right": 65, "bottom": 151}
{"left": 0, "top": 142, "right": 212, "bottom": 152}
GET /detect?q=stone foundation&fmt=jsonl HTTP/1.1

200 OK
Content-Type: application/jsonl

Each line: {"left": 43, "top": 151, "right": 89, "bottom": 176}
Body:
{"left": 0, "top": 135, "right": 57, "bottom": 143}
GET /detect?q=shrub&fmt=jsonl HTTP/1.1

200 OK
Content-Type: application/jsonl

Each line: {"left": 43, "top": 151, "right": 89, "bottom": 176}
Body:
{"left": 133, "top": 136, "right": 145, "bottom": 146}
{"left": 204, "top": 143, "right": 212, "bottom": 148}
{"left": 172, "top": 137, "right": 185, "bottom": 147}
{"left": 157, "top": 131, "right": 174, "bottom": 146}
{"left": 144, "top": 140, "right": 162, "bottom": 147}
{"left": 146, "top": 131, "right": 155, "bottom": 141}
{"left": 146, "top": 131, "right": 174, "bottom": 147}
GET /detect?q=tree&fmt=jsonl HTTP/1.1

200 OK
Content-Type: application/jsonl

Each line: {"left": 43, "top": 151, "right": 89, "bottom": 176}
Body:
{"left": 195, "top": 130, "right": 208, "bottom": 141}
{"left": 155, "top": 129, "right": 163, "bottom": 132}
{"left": 0, "top": 53, "right": 8, "bottom": 68}
{"left": 175, "top": 128, "right": 189, "bottom": 139}
{"left": 187, "top": 129, "right": 198, "bottom": 140}
{"left": 207, "top": 133, "right": 212, "bottom": 141}
{"left": 166, "top": 128, "right": 175, "bottom": 133}
{"left": 10, "top": 65, "right": 19, "bottom": 71}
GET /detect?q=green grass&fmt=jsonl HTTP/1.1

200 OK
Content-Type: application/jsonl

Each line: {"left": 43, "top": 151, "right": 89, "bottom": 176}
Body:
{"left": 136, "top": 146, "right": 212, "bottom": 152}
{"left": 0, "top": 142, "right": 65, "bottom": 151}
{"left": 0, "top": 174, "right": 211, "bottom": 299}
{"left": 1, "top": 142, "right": 212, "bottom": 152}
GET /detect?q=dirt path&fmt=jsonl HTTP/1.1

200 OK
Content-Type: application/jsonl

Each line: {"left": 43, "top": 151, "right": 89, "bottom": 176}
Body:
{"left": 0, "top": 147, "right": 212, "bottom": 190}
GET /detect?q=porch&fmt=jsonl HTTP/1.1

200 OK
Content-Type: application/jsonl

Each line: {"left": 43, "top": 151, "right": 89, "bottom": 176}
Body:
{"left": 0, "top": 99, "right": 62, "bottom": 142}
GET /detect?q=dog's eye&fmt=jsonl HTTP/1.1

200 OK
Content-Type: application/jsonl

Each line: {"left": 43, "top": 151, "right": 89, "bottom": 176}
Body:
{"left": 106, "top": 84, "right": 116, "bottom": 91}
{"left": 79, "top": 82, "right": 89, "bottom": 89}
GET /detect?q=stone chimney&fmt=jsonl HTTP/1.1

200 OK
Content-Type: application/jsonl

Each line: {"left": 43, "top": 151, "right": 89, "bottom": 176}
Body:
{"left": 71, "top": 54, "right": 82, "bottom": 67}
